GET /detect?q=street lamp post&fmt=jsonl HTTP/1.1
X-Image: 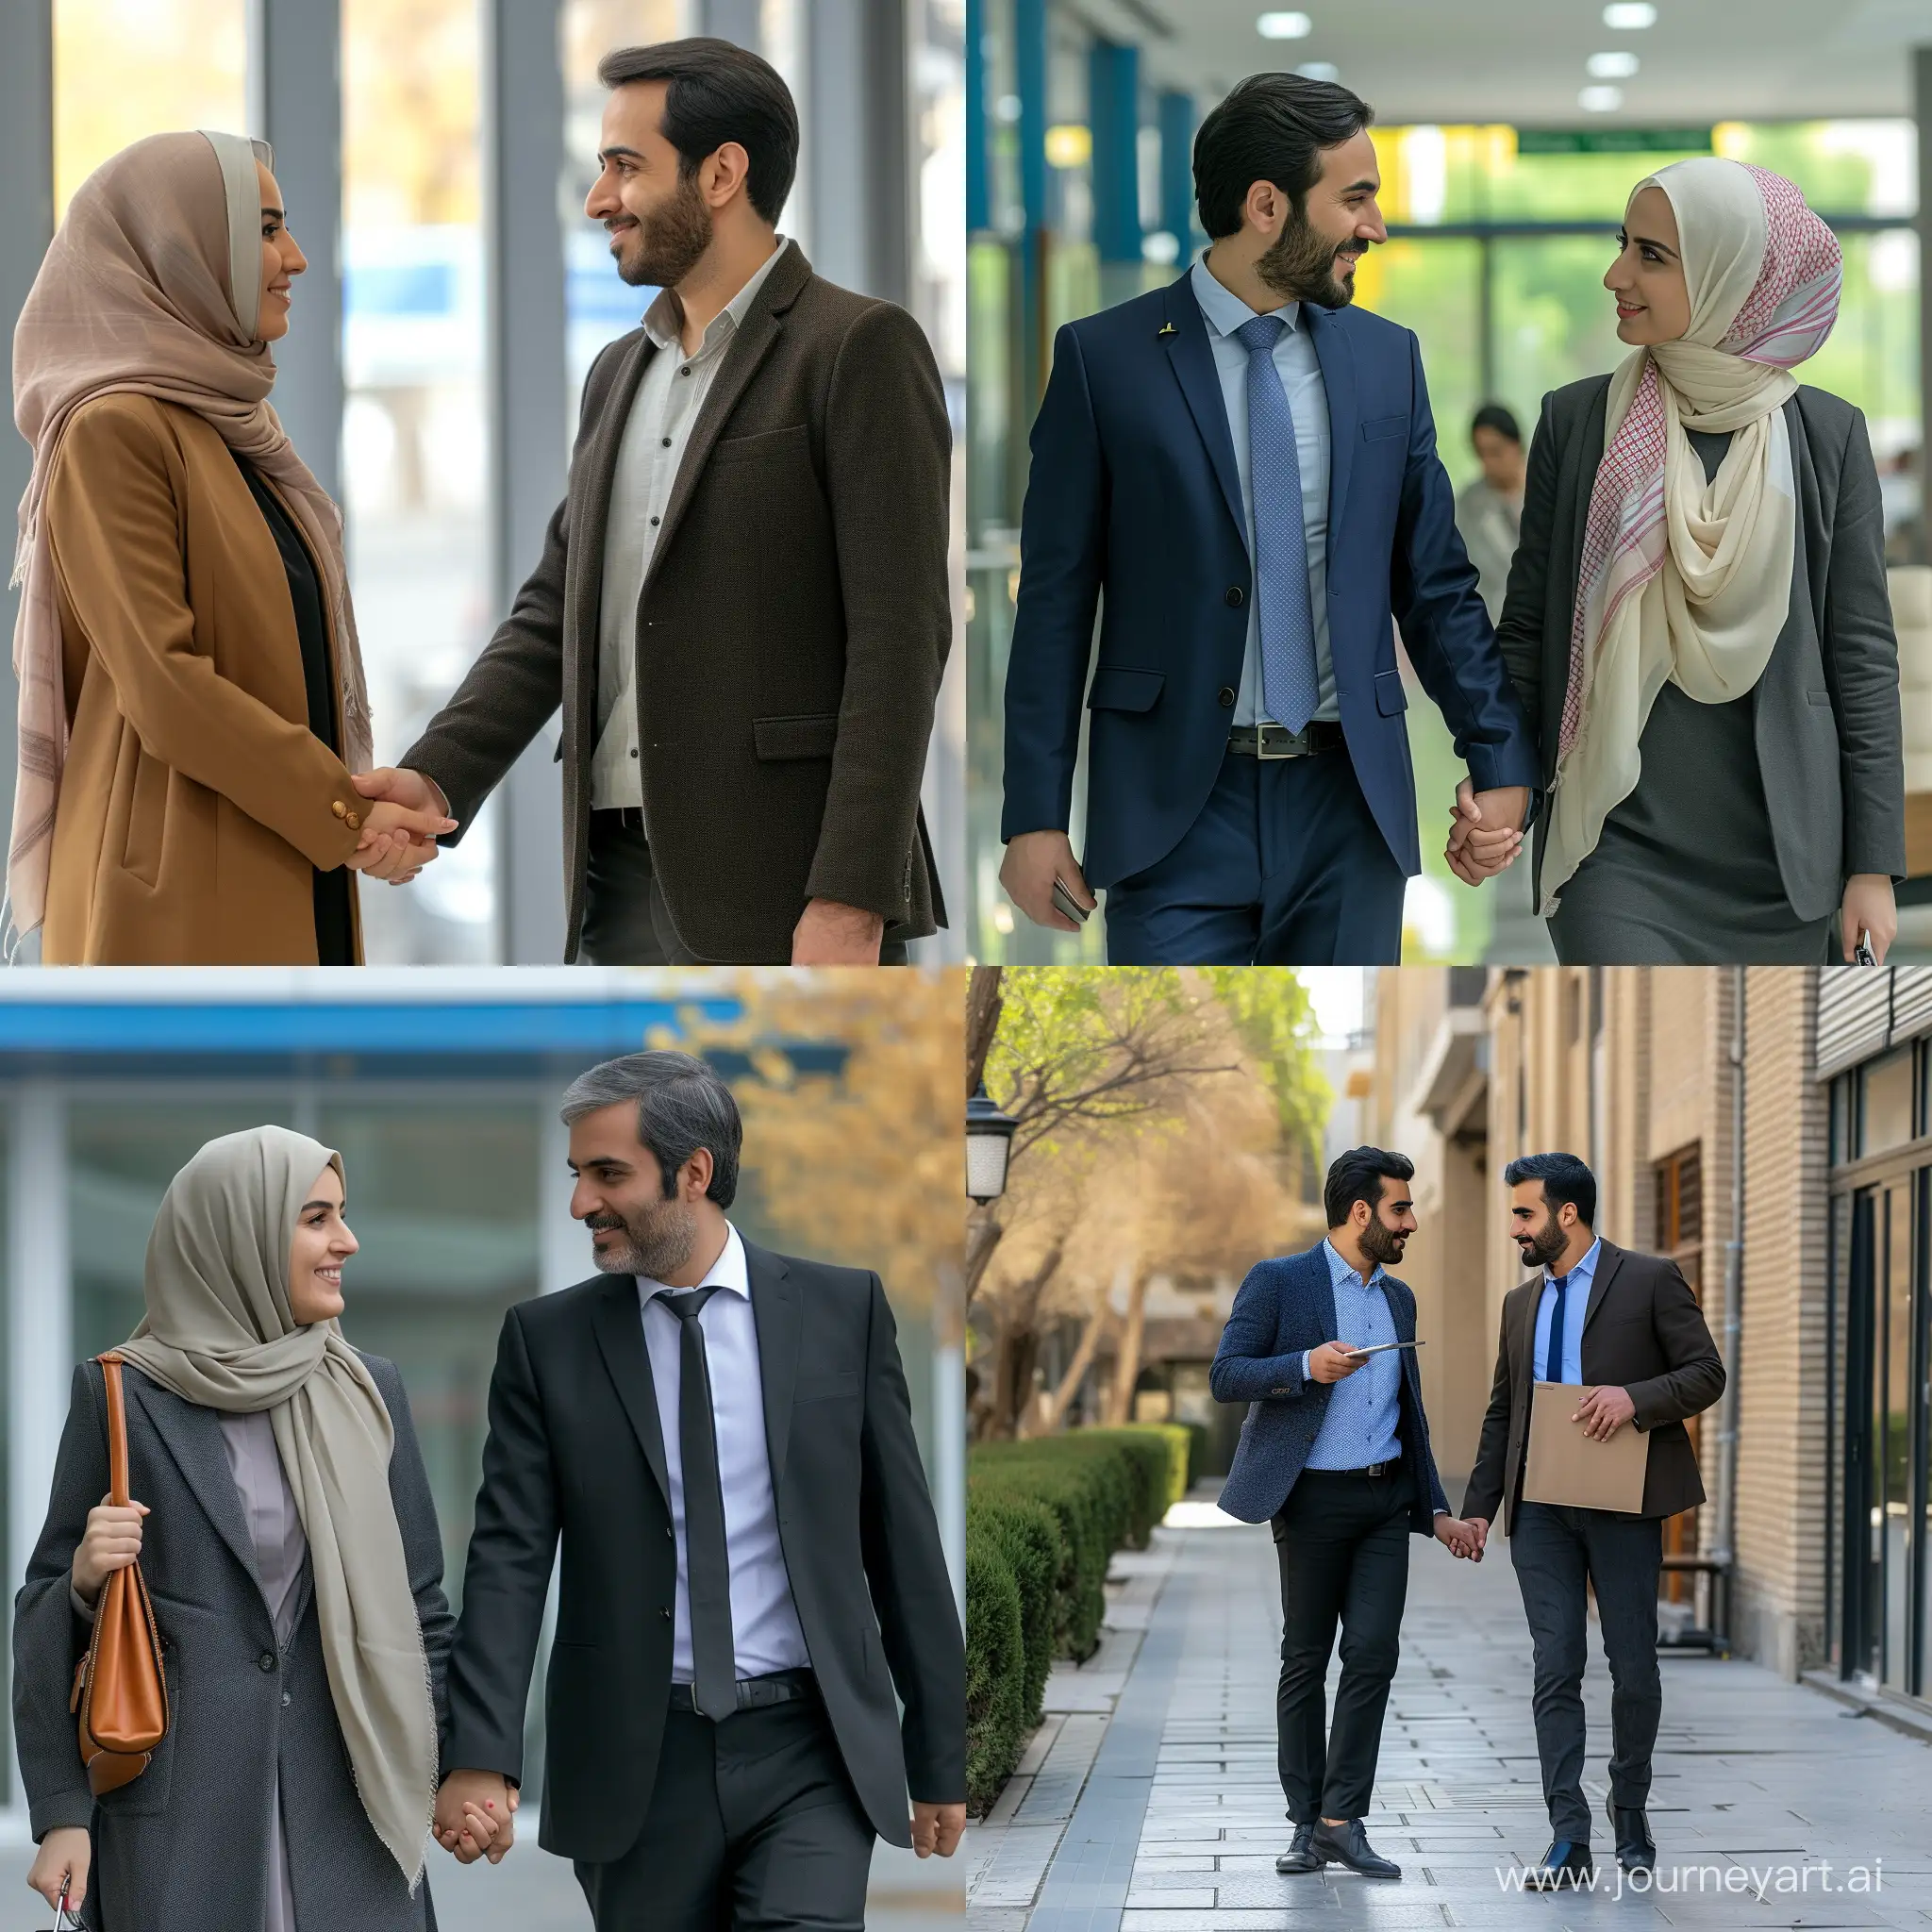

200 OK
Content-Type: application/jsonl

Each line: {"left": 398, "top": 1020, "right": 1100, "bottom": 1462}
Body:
{"left": 966, "top": 1084, "right": 1017, "bottom": 1204}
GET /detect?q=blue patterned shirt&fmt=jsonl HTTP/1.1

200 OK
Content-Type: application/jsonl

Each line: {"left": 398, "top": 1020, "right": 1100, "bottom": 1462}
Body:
{"left": 1303, "top": 1240, "right": 1403, "bottom": 1469}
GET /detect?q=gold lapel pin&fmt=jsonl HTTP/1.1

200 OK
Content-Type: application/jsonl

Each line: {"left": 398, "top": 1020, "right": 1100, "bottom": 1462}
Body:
{"left": 1158, "top": 322, "right": 1177, "bottom": 337}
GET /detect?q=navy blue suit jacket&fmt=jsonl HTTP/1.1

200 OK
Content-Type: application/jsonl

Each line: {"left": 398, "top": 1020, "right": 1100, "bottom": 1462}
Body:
{"left": 1002, "top": 271, "right": 1538, "bottom": 889}
{"left": 1210, "top": 1243, "right": 1450, "bottom": 1531}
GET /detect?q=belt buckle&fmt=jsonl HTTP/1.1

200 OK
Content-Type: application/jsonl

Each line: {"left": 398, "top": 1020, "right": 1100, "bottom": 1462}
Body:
{"left": 1255, "top": 724, "right": 1307, "bottom": 760}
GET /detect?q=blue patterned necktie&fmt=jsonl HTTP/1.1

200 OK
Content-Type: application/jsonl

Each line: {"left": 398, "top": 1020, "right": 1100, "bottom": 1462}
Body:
{"left": 1540, "top": 1272, "right": 1571, "bottom": 1382}
{"left": 1233, "top": 311, "right": 1320, "bottom": 733}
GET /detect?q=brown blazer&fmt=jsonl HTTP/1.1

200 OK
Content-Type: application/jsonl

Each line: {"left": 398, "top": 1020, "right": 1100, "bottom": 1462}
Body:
{"left": 400, "top": 241, "right": 952, "bottom": 963}
{"left": 1461, "top": 1238, "right": 1724, "bottom": 1536}
{"left": 39, "top": 393, "right": 366, "bottom": 964}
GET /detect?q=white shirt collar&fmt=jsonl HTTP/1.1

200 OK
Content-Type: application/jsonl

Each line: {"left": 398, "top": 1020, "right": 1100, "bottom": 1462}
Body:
{"left": 1191, "top": 255, "right": 1302, "bottom": 342}
{"left": 643, "top": 237, "right": 790, "bottom": 354}
{"left": 639, "top": 1220, "right": 750, "bottom": 1307}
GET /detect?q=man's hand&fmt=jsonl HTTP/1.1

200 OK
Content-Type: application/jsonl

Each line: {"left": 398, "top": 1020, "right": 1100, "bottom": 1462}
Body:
{"left": 1307, "top": 1341, "right": 1367, "bottom": 1385}
{"left": 1840, "top": 874, "right": 1898, "bottom": 963}
{"left": 911, "top": 1801, "right": 966, "bottom": 1858}
{"left": 1573, "top": 1384, "right": 1637, "bottom": 1441}
{"left": 346, "top": 770, "right": 457, "bottom": 882}
{"left": 791, "top": 898, "right": 887, "bottom": 965}
{"left": 1445, "top": 780, "right": 1527, "bottom": 886}
{"left": 1463, "top": 1515, "right": 1490, "bottom": 1563}
{"left": 1434, "top": 1515, "right": 1480, "bottom": 1559}
{"left": 999, "top": 830, "right": 1094, "bottom": 932}
{"left": 434, "top": 1770, "right": 516, "bottom": 1865}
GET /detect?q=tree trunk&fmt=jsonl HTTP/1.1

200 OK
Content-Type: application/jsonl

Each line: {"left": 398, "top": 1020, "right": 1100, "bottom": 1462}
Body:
{"left": 965, "top": 1205, "right": 1004, "bottom": 1308}
{"left": 979, "top": 1239, "right": 1065, "bottom": 1438}
{"left": 1105, "top": 1272, "right": 1150, "bottom": 1424}
{"left": 1034, "top": 1295, "right": 1110, "bottom": 1435}
{"left": 966, "top": 965, "right": 1004, "bottom": 1097}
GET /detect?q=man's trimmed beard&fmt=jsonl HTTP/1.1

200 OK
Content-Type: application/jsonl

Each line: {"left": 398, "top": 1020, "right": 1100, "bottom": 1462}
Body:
{"left": 1256, "top": 207, "right": 1364, "bottom": 311}
{"left": 586, "top": 1195, "right": 699, "bottom": 1280}
{"left": 611, "top": 167, "right": 714, "bottom": 290}
{"left": 1517, "top": 1210, "right": 1568, "bottom": 1272}
{"left": 1360, "top": 1212, "right": 1407, "bottom": 1268}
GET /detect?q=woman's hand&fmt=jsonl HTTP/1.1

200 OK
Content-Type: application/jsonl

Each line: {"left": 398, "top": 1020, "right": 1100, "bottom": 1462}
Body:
{"left": 72, "top": 1495, "right": 148, "bottom": 1606}
{"left": 1840, "top": 874, "right": 1897, "bottom": 963}
{"left": 27, "top": 1826, "right": 91, "bottom": 1913}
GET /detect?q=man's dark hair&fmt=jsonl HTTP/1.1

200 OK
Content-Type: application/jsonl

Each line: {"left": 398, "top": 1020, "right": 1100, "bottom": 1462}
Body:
{"left": 559, "top": 1050, "right": 743, "bottom": 1208}
{"left": 1324, "top": 1146, "right": 1414, "bottom": 1230}
{"left": 1504, "top": 1151, "right": 1596, "bottom": 1229}
{"left": 1472, "top": 401, "right": 1522, "bottom": 444}
{"left": 1191, "top": 73, "right": 1375, "bottom": 242}
{"left": 598, "top": 37, "right": 800, "bottom": 225}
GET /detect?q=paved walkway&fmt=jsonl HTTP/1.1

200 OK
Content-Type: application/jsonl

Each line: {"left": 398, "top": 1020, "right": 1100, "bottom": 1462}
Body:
{"left": 967, "top": 1490, "right": 1932, "bottom": 1932}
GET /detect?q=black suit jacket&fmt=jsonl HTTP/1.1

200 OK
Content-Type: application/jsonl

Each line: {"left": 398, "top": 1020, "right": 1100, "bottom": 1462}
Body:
{"left": 442, "top": 1240, "right": 964, "bottom": 1862}
{"left": 1461, "top": 1238, "right": 1724, "bottom": 1536}
{"left": 403, "top": 241, "right": 952, "bottom": 962}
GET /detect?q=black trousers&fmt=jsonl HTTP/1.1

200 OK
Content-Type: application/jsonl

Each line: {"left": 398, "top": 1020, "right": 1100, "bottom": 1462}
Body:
{"left": 579, "top": 811, "right": 909, "bottom": 966}
{"left": 1508, "top": 1500, "right": 1664, "bottom": 1840}
{"left": 1272, "top": 1464, "right": 1414, "bottom": 1824}
{"left": 574, "top": 1700, "right": 875, "bottom": 1931}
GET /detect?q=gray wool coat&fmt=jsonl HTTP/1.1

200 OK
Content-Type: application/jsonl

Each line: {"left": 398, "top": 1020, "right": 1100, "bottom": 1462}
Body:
{"left": 12, "top": 1355, "right": 451, "bottom": 1932}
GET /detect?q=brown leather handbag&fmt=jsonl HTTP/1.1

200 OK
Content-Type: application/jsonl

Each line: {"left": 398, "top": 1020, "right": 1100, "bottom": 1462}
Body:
{"left": 68, "top": 1352, "right": 169, "bottom": 1795}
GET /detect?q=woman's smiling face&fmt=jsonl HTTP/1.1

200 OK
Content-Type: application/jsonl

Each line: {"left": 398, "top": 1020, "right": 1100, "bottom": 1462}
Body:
{"left": 288, "top": 1161, "right": 357, "bottom": 1324}
{"left": 1605, "top": 183, "right": 1691, "bottom": 346}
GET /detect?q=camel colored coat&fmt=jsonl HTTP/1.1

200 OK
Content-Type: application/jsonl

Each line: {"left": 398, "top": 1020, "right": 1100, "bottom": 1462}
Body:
{"left": 39, "top": 393, "right": 367, "bottom": 963}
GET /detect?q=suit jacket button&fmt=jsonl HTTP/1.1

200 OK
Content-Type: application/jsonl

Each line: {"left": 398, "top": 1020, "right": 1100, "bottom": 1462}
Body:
{"left": 660, "top": 1607, "right": 672, "bottom": 1621}
{"left": 331, "top": 800, "right": 347, "bottom": 819}
{"left": 1224, "top": 586, "right": 1245, "bottom": 608}
{"left": 259, "top": 1651, "right": 276, "bottom": 1672}
{"left": 344, "top": 811, "right": 361, "bottom": 830}
{"left": 1218, "top": 686, "right": 1236, "bottom": 708}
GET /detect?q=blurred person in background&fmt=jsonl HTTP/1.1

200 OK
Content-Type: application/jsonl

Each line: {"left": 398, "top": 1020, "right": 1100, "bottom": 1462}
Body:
{"left": 353, "top": 38, "right": 951, "bottom": 967}
{"left": 8, "top": 133, "right": 453, "bottom": 966}
{"left": 999, "top": 74, "right": 1536, "bottom": 966}
{"left": 14, "top": 1126, "right": 485, "bottom": 1929}
{"left": 1464, "top": 158, "right": 1904, "bottom": 965}
{"left": 1456, "top": 404, "right": 1526, "bottom": 624}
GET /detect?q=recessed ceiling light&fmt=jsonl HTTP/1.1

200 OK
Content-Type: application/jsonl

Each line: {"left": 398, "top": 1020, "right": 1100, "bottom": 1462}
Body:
{"left": 1603, "top": 2, "right": 1657, "bottom": 25}
{"left": 1587, "top": 50, "right": 1640, "bottom": 78}
{"left": 1258, "top": 10, "right": 1313, "bottom": 40}
{"left": 1579, "top": 84, "right": 1624, "bottom": 112}
{"left": 1296, "top": 60, "right": 1341, "bottom": 81}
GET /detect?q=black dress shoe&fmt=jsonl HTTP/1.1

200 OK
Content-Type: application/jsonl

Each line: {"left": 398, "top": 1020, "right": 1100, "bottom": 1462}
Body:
{"left": 1608, "top": 1794, "right": 1656, "bottom": 1872}
{"left": 1275, "top": 1823, "right": 1324, "bottom": 1874}
{"left": 1526, "top": 1840, "right": 1595, "bottom": 1890}
{"left": 1310, "top": 1818, "right": 1402, "bottom": 1879}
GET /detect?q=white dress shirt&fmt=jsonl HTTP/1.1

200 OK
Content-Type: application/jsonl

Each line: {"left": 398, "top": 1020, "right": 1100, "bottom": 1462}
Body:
{"left": 591, "top": 240, "right": 791, "bottom": 809}
{"left": 637, "top": 1220, "right": 809, "bottom": 1682}
{"left": 1189, "top": 258, "right": 1338, "bottom": 725}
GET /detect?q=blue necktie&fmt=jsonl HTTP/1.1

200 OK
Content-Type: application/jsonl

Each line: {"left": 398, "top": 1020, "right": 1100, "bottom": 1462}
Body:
{"left": 1233, "top": 311, "right": 1320, "bottom": 733}
{"left": 1541, "top": 1273, "right": 1571, "bottom": 1383}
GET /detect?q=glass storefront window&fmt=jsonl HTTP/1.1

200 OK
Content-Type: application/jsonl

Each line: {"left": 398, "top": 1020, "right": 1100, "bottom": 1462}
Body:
{"left": 1861, "top": 1048, "right": 1916, "bottom": 1159}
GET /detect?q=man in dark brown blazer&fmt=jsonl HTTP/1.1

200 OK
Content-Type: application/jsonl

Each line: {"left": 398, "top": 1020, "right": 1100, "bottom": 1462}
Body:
{"left": 1461, "top": 1152, "right": 1724, "bottom": 1892}
{"left": 352, "top": 38, "right": 950, "bottom": 964}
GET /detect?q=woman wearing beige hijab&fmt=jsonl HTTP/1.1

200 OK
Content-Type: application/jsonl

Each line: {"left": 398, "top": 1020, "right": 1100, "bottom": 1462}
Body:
{"left": 8, "top": 132, "right": 455, "bottom": 963}
{"left": 1458, "top": 158, "right": 1904, "bottom": 962}
{"left": 11, "top": 1126, "right": 504, "bottom": 1928}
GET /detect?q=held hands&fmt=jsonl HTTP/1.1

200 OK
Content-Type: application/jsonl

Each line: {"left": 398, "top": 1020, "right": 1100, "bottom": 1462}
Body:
{"left": 792, "top": 898, "right": 888, "bottom": 965}
{"left": 348, "top": 769, "right": 458, "bottom": 885}
{"left": 1573, "top": 1384, "right": 1637, "bottom": 1441}
{"left": 1434, "top": 1515, "right": 1487, "bottom": 1561}
{"left": 72, "top": 1494, "right": 149, "bottom": 1605}
{"left": 999, "top": 830, "right": 1096, "bottom": 933}
{"left": 1444, "top": 780, "right": 1528, "bottom": 886}
{"left": 911, "top": 1801, "right": 967, "bottom": 1859}
{"left": 1840, "top": 874, "right": 1897, "bottom": 964}
{"left": 434, "top": 1770, "right": 519, "bottom": 1865}
{"left": 1461, "top": 1515, "right": 1491, "bottom": 1564}
{"left": 27, "top": 1826, "right": 90, "bottom": 1915}
{"left": 1307, "top": 1341, "right": 1368, "bottom": 1385}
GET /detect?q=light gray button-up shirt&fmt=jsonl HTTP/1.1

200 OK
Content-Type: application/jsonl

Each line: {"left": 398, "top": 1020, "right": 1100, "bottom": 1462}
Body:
{"left": 591, "top": 240, "right": 790, "bottom": 809}
{"left": 1190, "top": 258, "right": 1338, "bottom": 726}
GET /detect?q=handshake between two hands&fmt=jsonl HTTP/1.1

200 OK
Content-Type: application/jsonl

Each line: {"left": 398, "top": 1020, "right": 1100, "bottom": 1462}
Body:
{"left": 341, "top": 768, "right": 456, "bottom": 888}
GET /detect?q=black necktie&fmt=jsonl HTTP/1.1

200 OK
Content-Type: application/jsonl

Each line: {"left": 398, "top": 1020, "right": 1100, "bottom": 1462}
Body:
{"left": 659, "top": 1284, "right": 736, "bottom": 1721}
{"left": 1541, "top": 1273, "right": 1571, "bottom": 1383}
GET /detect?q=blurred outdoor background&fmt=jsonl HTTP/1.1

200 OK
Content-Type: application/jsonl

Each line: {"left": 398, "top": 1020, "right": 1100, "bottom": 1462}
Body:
{"left": 963, "top": 0, "right": 1932, "bottom": 965}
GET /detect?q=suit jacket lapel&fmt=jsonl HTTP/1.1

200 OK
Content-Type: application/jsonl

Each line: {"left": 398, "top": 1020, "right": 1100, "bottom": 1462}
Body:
{"left": 1306, "top": 305, "right": 1357, "bottom": 550}
{"left": 1579, "top": 1239, "right": 1625, "bottom": 1341}
{"left": 1159, "top": 273, "right": 1247, "bottom": 546}
{"left": 591, "top": 1275, "right": 671, "bottom": 1509}
{"left": 746, "top": 1241, "right": 800, "bottom": 1490}
{"left": 125, "top": 1372, "right": 264, "bottom": 1600}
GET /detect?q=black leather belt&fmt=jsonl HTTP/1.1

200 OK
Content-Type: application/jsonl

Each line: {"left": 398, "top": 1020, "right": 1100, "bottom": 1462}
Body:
{"left": 1229, "top": 721, "right": 1345, "bottom": 759}
{"left": 1310, "top": 1454, "right": 1402, "bottom": 1478}
{"left": 591, "top": 806, "right": 646, "bottom": 833}
{"left": 668, "top": 1667, "right": 817, "bottom": 1715}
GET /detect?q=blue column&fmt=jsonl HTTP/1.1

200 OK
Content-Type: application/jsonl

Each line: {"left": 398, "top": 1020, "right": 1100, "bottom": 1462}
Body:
{"left": 967, "top": 0, "right": 989, "bottom": 233}
{"left": 1014, "top": 0, "right": 1047, "bottom": 234}
{"left": 1089, "top": 39, "right": 1141, "bottom": 267}
{"left": 1158, "top": 89, "right": 1197, "bottom": 255}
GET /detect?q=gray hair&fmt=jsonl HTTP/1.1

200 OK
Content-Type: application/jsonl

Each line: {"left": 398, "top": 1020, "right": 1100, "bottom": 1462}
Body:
{"left": 558, "top": 1050, "right": 742, "bottom": 1208}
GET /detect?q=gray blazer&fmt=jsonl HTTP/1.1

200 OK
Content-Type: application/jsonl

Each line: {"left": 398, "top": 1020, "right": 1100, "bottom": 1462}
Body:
{"left": 1497, "top": 376, "right": 1906, "bottom": 920}
{"left": 12, "top": 1355, "right": 451, "bottom": 1932}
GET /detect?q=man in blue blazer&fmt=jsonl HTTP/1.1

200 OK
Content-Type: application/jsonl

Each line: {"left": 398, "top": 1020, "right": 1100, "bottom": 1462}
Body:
{"left": 1212, "top": 1147, "right": 1482, "bottom": 1880}
{"left": 1001, "top": 74, "right": 1536, "bottom": 963}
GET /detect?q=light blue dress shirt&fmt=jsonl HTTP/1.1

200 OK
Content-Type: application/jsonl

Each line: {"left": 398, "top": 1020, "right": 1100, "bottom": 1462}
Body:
{"left": 1302, "top": 1240, "right": 1402, "bottom": 1469}
{"left": 1532, "top": 1237, "right": 1602, "bottom": 1384}
{"left": 1189, "top": 258, "right": 1338, "bottom": 726}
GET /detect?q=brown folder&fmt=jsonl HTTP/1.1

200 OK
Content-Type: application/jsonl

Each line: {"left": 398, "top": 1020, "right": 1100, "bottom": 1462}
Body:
{"left": 1522, "top": 1382, "right": 1649, "bottom": 1513}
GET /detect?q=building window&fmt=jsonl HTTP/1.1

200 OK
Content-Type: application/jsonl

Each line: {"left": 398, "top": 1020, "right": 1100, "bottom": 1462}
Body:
{"left": 1654, "top": 1142, "right": 1704, "bottom": 1599}
{"left": 1859, "top": 1048, "right": 1916, "bottom": 1160}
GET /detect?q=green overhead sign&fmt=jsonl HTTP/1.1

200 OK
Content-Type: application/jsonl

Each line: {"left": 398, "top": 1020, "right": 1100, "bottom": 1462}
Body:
{"left": 1515, "top": 127, "right": 1714, "bottom": 156}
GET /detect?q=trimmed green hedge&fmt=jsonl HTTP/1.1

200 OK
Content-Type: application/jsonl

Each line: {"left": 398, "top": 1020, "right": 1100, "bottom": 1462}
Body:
{"left": 964, "top": 1424, "right": 1193, "bottom": 1814}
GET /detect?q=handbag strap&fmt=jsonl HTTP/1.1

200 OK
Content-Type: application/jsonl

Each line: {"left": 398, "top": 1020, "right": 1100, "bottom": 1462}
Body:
{"left": 97, "top": 1351, "right": 130, "bottom": 1509}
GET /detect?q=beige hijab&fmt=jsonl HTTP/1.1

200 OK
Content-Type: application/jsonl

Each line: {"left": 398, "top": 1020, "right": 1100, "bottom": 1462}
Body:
{"left": 1541, "top": 158, "right": 1842, "bottom": 915}
{"left": 8, "top": 130, "right": 374, "bottom": 943}
{"left": 118, "top": 1126, "right": 436, "bottom": 1890}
